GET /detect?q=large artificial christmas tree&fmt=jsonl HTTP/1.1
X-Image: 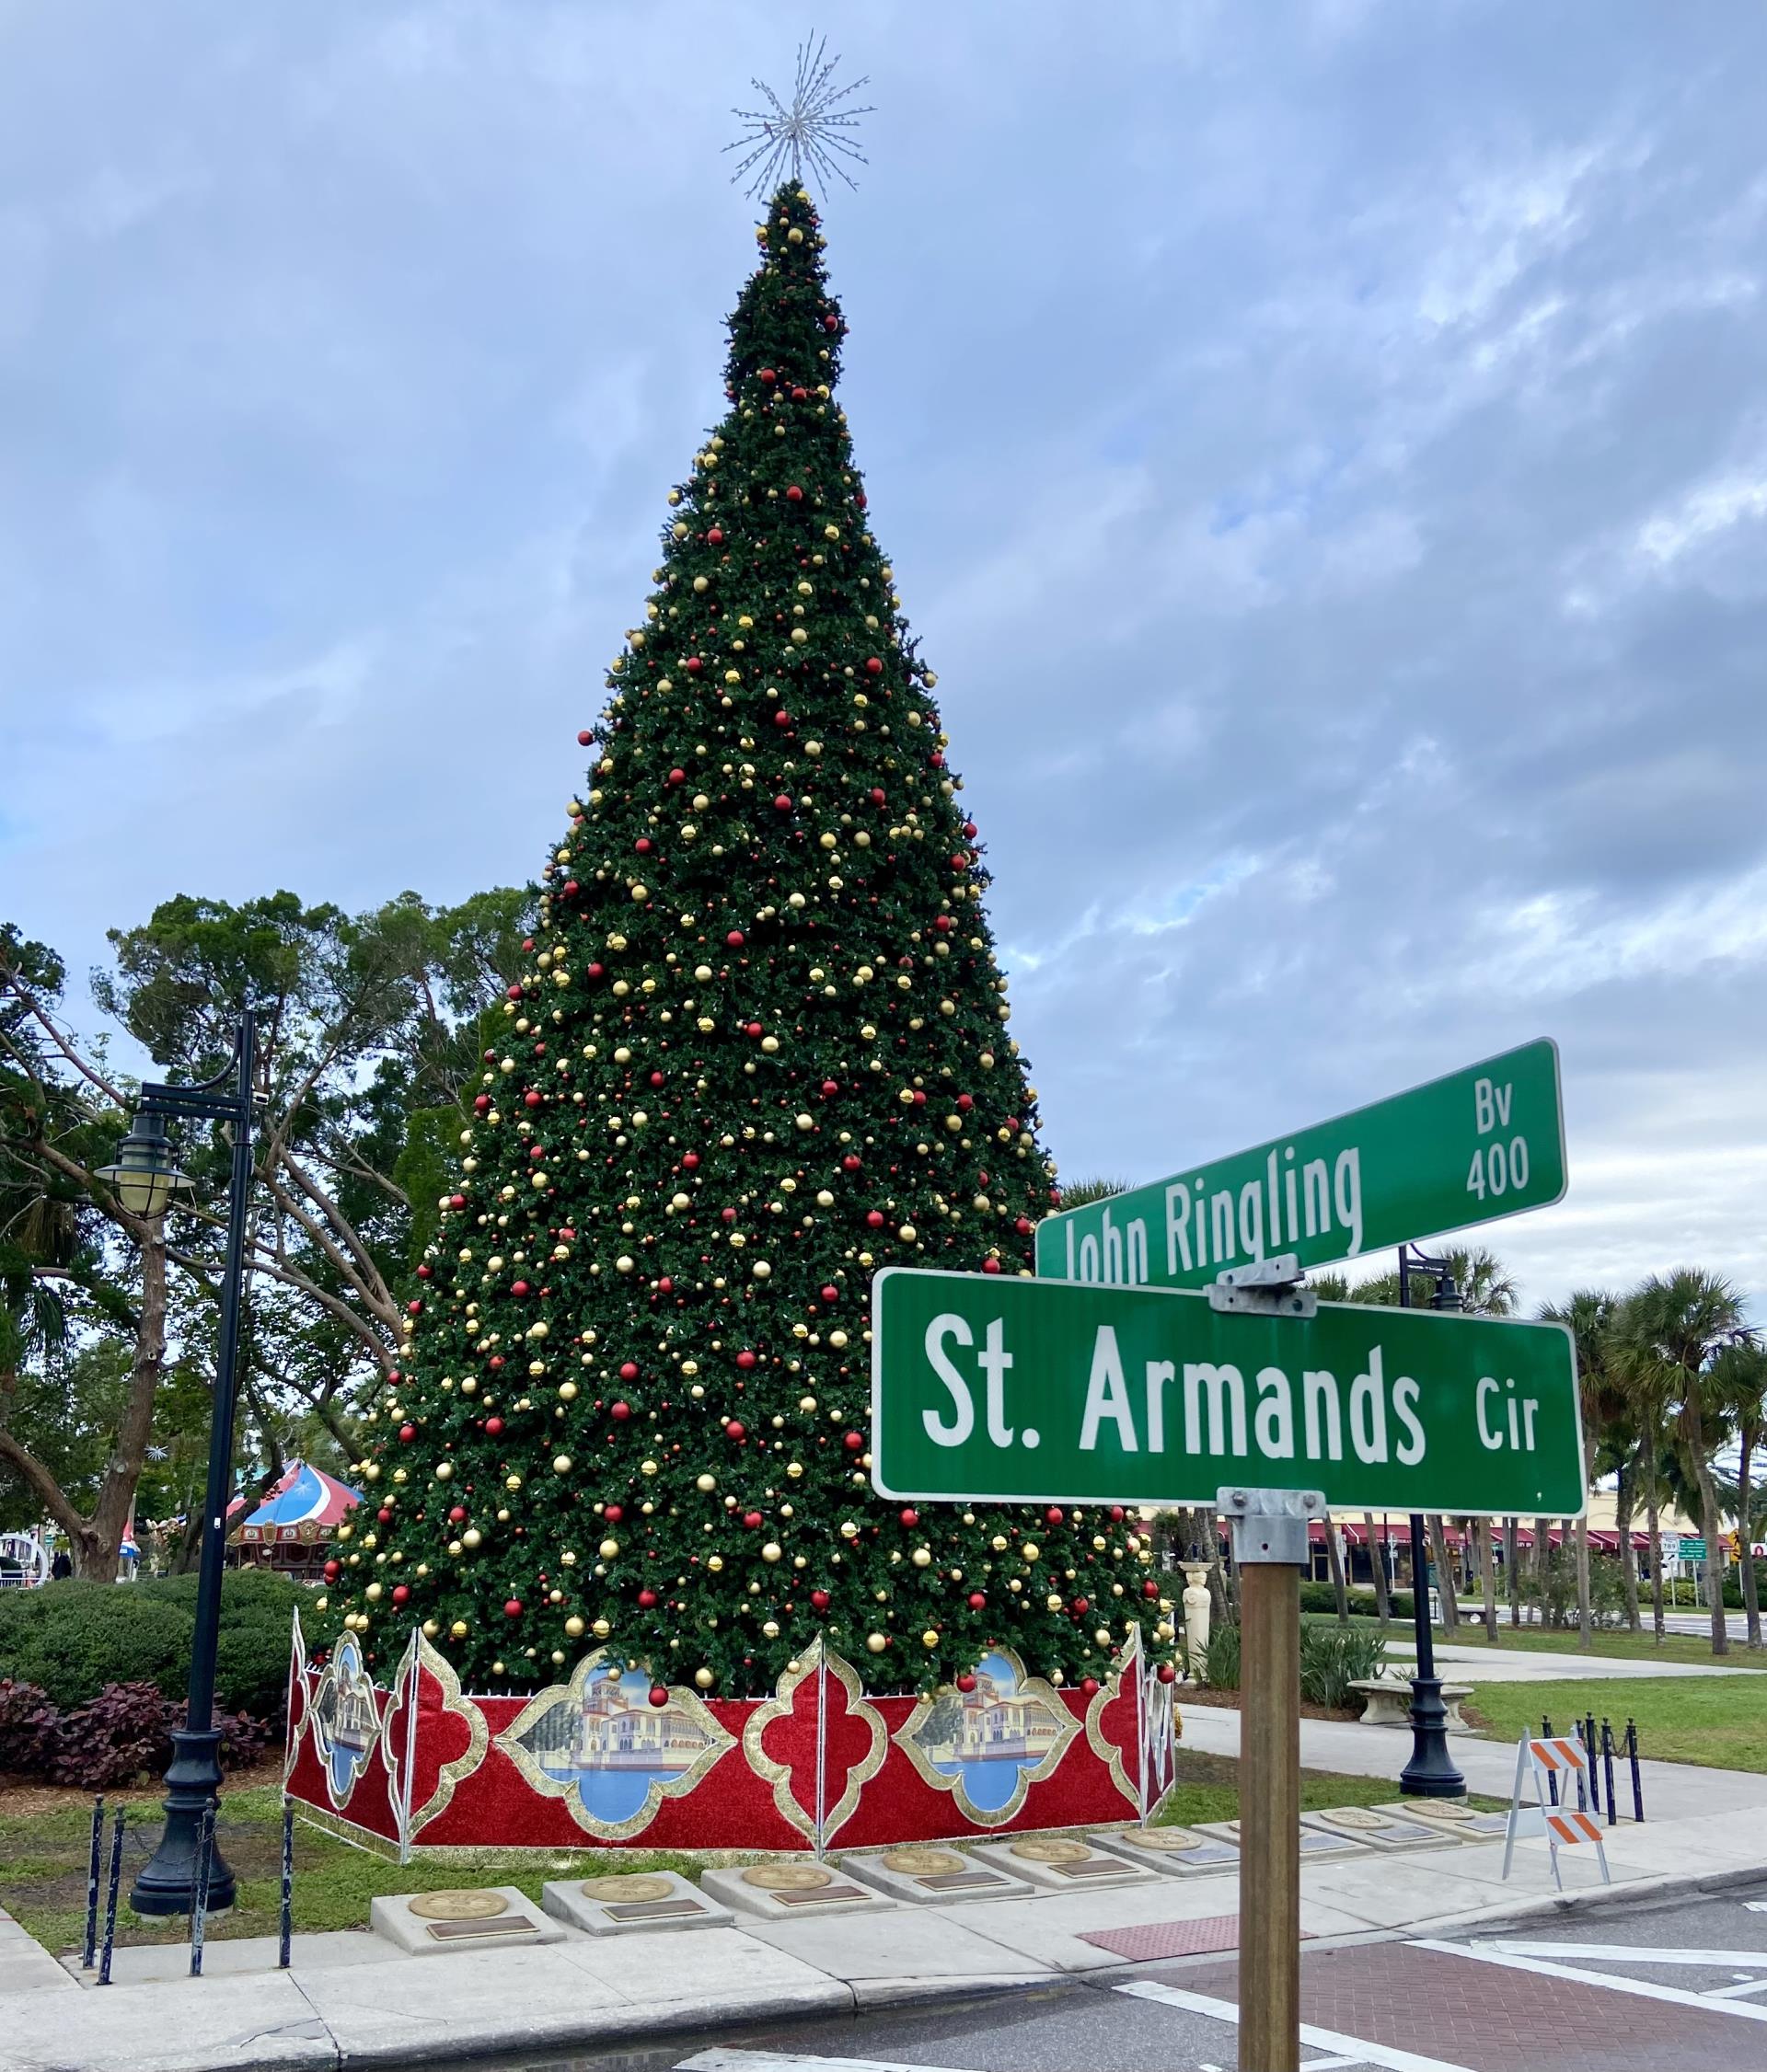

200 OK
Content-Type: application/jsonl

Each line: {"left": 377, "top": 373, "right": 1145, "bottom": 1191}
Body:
{"left": 328, "top": 183, "right": 1166, "bottom": 1700}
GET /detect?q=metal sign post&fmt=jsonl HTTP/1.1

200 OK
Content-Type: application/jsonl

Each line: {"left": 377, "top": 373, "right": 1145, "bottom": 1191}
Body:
{"left": 1223, "top": 1485, "right": 1322, "bottom": 2072}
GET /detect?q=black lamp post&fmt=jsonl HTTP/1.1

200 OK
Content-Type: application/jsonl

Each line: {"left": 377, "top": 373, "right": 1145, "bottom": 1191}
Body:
{"left": 97, "top": 1014, "right": 258, "bottom": 1916}
{"left": 1397, "top": 1242, "right": 1468, "bottom": 1799}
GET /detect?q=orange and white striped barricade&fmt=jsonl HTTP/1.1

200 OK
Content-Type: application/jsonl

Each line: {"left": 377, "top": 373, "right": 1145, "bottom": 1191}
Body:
{"left": 1502, "top": 1734, "right": 1611, "bottom": 1889}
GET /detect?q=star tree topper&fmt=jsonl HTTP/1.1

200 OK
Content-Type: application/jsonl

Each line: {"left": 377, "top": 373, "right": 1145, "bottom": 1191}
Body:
{"left": 725, "top": 33, "right": 873, "bottom": 200}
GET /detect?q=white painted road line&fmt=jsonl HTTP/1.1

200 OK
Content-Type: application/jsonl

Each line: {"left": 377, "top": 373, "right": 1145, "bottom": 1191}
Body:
{"left": 1705, "top": 1977, "right": 1767, "bottom": 2000}
{"left": 678, "top": 2053, "right": 979, "bottom": 2072}
{"left": 1411, "top": 1939, "right": 1767, "bottom": 2022}
{"left": 1486, "top": 1939, "right": 1767, "bottom": 1967}
{"left": 1115, "top": 1979, "right": 1479, "bottom": 2072}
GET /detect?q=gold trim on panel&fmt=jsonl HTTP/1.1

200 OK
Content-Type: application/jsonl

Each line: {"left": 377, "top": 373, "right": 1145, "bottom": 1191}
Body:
{"left": 742, "top": 1638, "right": 888, "bottom": 1842}
{"left": 406, "top": 1632, "right": 491, "bottom": 1836}
{"left": 893, "top": 1645, "right": 1080, "bottom": 1827}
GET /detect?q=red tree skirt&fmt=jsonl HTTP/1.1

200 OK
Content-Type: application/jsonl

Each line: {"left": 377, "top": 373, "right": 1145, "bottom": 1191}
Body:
{"left": 284, "top": 1614, "right": 1181, "bottom": 1855}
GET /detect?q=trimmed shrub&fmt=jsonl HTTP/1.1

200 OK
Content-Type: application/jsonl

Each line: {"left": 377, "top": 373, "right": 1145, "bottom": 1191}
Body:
{"left": 0, "top": 1676, "right": 62, "bottom": 1773}
{"left": 1298, "top": 1582, "right": 1415, "bottom": 1621}
{"left": 0, "top": 1569, "right": 302, "bottom": 1721}
{"left": 51, "top": 1681, "right": 169, "bottom": 1789}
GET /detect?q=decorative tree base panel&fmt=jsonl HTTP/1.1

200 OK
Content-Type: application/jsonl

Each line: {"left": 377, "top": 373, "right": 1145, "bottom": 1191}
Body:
{"left": 286, "top": 1616, "right": 1178, "bottom": 1857}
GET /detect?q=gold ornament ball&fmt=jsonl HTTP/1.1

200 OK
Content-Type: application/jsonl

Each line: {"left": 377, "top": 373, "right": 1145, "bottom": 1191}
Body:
{"left": 695, "top": 1667, "right": 715, "bottom": 1689}
{"left": 911, "top": 1548, "right": 931, "bottom": 1568}
{"left": 462, "top": 1527, "right": 481, "bottom": 1548}
{"left": 450, "top": 1619, "right": 469, "bottom": 1639}
{"left": 696, "top": 1472, "right": 717, "bottom": 1492}
{"left": 435, "top": 1461, "right": 453, "bottom": 1479}
{"left": 762, "top": 1619, "right": 780, "bottom": 1638}
{"left": 599, "top": 1537, "right": 620, "bottom": 1560}
{"left": 761, "top": 1541, "right": 782, "bottom": 1563}
{"left": 552, "top": 1455, "right": 572, "bottom": 1474}
{"left": 422, "top": 1619, "right": 438, "bottom": 1637}
{"left": 921, "top": 1629, "right": 940, "bottom": 1647}
{"left": 865, "top": 1631, "right": 889, "bottom": 1654}
{"left": 565, "top": 1616, "right": 584, "bottom": 1638}
{"left": 593, "top": 1617, "right": 611, "bottom": 1639}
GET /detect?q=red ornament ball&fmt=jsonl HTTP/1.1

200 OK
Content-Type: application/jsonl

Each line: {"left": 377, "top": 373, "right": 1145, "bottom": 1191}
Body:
{"left": 448, "top": 1505, "right": 467, "bottom": 1524}
{"left": 785, "top": 484, "right": 804, "bottom": 503}
{"left": 1080, "top": 1675, "right": 1100, "bottom": 1697}
{"left": 685, "top": 655, "right": 703, "bottom": 673}
{"left": 842, "top": 1431, "right": 865, "bottom": 1452}
{"left": 634, "top": 836, "right": 652, "bottom": 854}
{"left": 898, "top": 1508, "right": 918, "bottom": 1528}
{"left": 707, "top": 526, "right": 724, "bottom": 545}
{"left": 735, "top": 1349, "right": 757, "bottom": 1370}
{"left": 759, "top": 367, "right": 777, "bottom": 385}
{"left": 810, "top": 1588, "right": 831, "bottom": 1610}
{"left": 966, "top": 1592, "right": 986, "bottom": 1610}
{"left": 524, "top": 1090, "right": 542, "bottom": 1109}
{"left": 668, "top": 766, "right": 687, "bottom": 785}
{"left": 865, "top": 656, "right": 883, "bottom": 675}
{"left": 1142, "top": 1579, "right": 1161, "bottom": 1599}
{"left": 649, "top": 1685, "right": 670, "bottom": 1708}
{"left": 638, "top": 1588, "right": 657, "bottom": 1608}
{"left": 511, "top": 1280, "right": 530, "bottom": 1297}
{"left": 824, "top": 314, "right": 839, "bottom": 332}
{"left": 866, "top": 1209, "right": 885, "bottom": 1227}
{"left": 820, "top": 1283, "right": 839, "bottom": 1303}
{"left": 392, "top": 1584, "right": 410, "bottom": 1606}
{"left": 820, "top": 1078, "right": 838, "bottom": 1098}
{"left": 577, "top": 729, "right": 593, "bottom": 746}
{"left": 503, "top": 1598, "right": 524, "bottom": 1617}
{"left": 610, "top": 1400, "right": 632, "bottom": 1421}
{"left": 1045, "top": 1507, "right": 1064, "bottom": 1525}
{"left": 398, "top": 1422, "right": 416, "bottom": 1443}
{"left": 981, "top": 1258, "right": 1001, "bottom": 1274}
{"left": 791, "top": 385, "right": 807, "bottom": 401}
{"left": 1157, "top": 1663, "right": 1179, "bottom": 1685}
{"left": 619, "top": 1361, "right": 639, "bottom": 1381}
{"left": 485, "top": 1417, "right": 504, "bottom": 1436}
{"left": 743, "top": 1510, "right": 763, "bottom": 1529}
{"left": 323, "top": 1560, "right": 341, "bottom": 1582}
{"left": 773, "top": 794, "right": 792, "bottom": 812}
{"left": 955, "top": 1672, "right": 977, "bottom": 1692}
{"left": 727, "top": 930, "right": 745, "bottom": 948}
{"left": 682, "top": 1152, "right": 700, "bottom": 1169}
{"left": 724, "top": 1420, "right": 746, "bottom": 1442}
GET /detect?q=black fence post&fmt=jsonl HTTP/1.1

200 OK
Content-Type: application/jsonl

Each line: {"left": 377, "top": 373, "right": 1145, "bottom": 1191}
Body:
{"left": 82, "top": 1795, "right": 104, "bottom": 1970}
{"left": 1600, "top": 1717, "right": 1618, "bottom": 1825}
{"left": 1542, "top": 1714, "right": 1559, "bottom": 1805}
{"left": 97, "top": 1807, "right": 125, "bottom": 1986}
{"left": 278, "top": 1798, "right": 294, "bottom": 1970}
{"left": 1627, "top": 1717, "right": 1645, "bottom": 1822}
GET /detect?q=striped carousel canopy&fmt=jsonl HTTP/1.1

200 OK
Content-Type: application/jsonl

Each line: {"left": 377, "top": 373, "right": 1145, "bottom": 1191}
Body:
{"left": 231, "top": 1462, "right": 362, "bottom": 1545}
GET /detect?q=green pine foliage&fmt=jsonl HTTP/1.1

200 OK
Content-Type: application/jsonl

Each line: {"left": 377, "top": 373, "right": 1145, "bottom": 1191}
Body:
{"left": 327, "top": 185, "right": 1167, "bottom": 1699}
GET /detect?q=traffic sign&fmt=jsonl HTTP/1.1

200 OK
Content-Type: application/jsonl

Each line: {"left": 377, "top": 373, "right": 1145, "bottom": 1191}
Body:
{"left": 1657, "top": 1531, "right": 1681, "bottom": 1564}
{"left": 1034, "top": 1040, "right": 1565, "bottom": 1292}
{"left": 1681, "top": 1537, "right": 1707, "bottom": 1562}
{"left": 871, "top": 1266, "right": 1584, "bottom": 1516}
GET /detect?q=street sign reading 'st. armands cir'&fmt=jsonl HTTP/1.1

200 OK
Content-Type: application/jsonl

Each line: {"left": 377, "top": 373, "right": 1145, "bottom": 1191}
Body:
{"left": 1034, "top": 1040, "right": 1565, "bottom": 1291}
{"left": 870, "top": 1266, "right": 1584, "bottom": 1516}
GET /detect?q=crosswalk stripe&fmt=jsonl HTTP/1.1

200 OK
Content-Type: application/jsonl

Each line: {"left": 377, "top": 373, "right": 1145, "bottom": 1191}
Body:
{"left": 1488, "top": 1940, "right": 1767, "bottom": 1968}
{"left": 1115, "top": 1979, "right": 1479, "bottom": 2072}
{"left": 1411, "top": 1939, "right": 1767, "bottom": 2023}
{"left": 678, "top": 2052, "right": 979, "bottom": 2072}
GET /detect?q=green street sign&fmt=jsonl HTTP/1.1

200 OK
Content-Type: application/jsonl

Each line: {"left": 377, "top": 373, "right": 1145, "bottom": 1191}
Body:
{"left": 871, "top": 1266, "right": 1585, "bottom": 1516}
{"left": 1681, "top": 1538, "right": 1707, "bottom": 1561}
{"left": 1034, "top": 1039, "right": 1565, "bottom": 1291}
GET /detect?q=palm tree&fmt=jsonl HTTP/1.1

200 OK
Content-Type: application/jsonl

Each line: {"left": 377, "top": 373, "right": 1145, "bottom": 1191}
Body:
{"left": 1610, "top": 1271, "right": 1749, "bottom": 1657}
{"left": 1712, "top": 1340, "right": 1767, "bottom": 1649}
{"left": 1057, "top": 1178, "right": 1130, "bottom": 1211}
{"left": 1541, "top": 1290, "right": 1623, "bottom": 1649}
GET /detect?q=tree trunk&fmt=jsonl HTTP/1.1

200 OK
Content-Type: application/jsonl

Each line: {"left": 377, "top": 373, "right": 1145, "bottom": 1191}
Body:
{"left": 1365, "top": 1514, "right": 1392, "bottom": 1625}
{"left": 1324, "top": 1514, "right": 1350, "bottom": 1624}
{"left": 1428, "top": 1514, "right": 1460, "bottom": 1629}
{"left": 1477, "top": 1518, "right": 1500, "bottom": 1643}
{"left": 1694, "top": 1461, "right": 1729, "bottom": 1657}
{"left": 1507, "top": 1516, "right": 1521, "bottom": 1626}
{"left": 0, "top": 1222, "right": 169, "bottom": 1581}
{"left": 1615, "top": 1463, "right": 1641, "bottom": 1632}
{"left": 1533, "top": 1515, "right": 1553, "bottom": 1626}
{"left": 1645, "top": 1483, "right": 1666, "bottom": 1640}
{"left": 1738, "top": 1430, "right": 1761, "bottom": 1650}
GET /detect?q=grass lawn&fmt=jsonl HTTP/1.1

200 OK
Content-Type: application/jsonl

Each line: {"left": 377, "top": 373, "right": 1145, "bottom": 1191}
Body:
{"left": 0, "top": 1769, "right": 708, "bottom": 1956}
{"left": 1424, "top": 1623, "right": 1766, "bottom": 1669}
{"left": 1465, "top": 1675, "right": 1767, "bottom": 1772}
{"left": 1152, "top": 1750, "right": 1505, "bottom": 1829}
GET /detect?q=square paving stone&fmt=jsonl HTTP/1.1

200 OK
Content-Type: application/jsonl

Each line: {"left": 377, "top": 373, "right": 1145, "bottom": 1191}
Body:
{"left": 968, "top": 1834, "right": 1156, "bottom": 1892}
{"left": 541, "top": 1870, "right": 734, "bottom": 1935}
{"left": 1301, "top": 1805, "right": 1457, "bottom": 1851}
{"left": 699, "top": 1861, "right": 897, "bottom": 1921}
{"left": 368, "top": 1886, "right": 565, "bottom": 1955}
{"left": 837, "top": 1844, "right": 1040, "bottom": 1905}
{"left": 1094, "top": 1825, "right": 1243, "bottom": 1877}
{"left": 1370, "top": 1799, "right": 1514, "bottom": 1842}
{"left": 1194, "top": 1818, "right": 1371, "bottom": 1861}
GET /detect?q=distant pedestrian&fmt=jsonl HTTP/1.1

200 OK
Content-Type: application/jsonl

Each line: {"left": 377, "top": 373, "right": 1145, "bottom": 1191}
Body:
{"left": 50, "top": 1548, "right": 73, "bottom": 1581}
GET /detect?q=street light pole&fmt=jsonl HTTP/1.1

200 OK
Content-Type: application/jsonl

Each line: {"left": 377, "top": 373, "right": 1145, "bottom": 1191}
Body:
{"left": 98, "top": 1014, "right": 258, "bottom": 1916}
{"left": 1397, "top": 1241, "right": 1467, "bottom": 1799}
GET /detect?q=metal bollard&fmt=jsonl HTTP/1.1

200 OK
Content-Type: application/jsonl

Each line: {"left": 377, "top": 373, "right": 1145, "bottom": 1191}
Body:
{"left": 278, "top": 1798, "right": 294, "bottom": 1969}
{"left": 1542, "top": 1715, "right": 1559, "bottom": 1805}
{"left": 1600, "top": 1717, "right": 1618, "bottom": 1825}
{"left": 1626, "top": 1716, "right": 1645, "bottom": 1822}
{"left": 190, "top": 1804, "right": 215, "bottom": 1977}
{"left": 97, "top": 1806, "right": 125, "bottom": 1986}
{"left": 82, "top": 1796, "right": 105, "bottom": 1969}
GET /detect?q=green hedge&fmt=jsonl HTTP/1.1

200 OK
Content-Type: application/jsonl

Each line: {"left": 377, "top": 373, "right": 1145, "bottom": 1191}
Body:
{"left": 1298, "top": 1582, "right": 1415, "bottom": 1621}
{"left": 0, "top": 1569, "right": 301, "bottom": 1721}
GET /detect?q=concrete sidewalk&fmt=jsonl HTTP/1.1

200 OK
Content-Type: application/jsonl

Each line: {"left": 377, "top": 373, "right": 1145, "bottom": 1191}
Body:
{"left": 1384, "top": 1638, "right": 1764, "bottom": 1682}
{"left": 1179, "top": 1700, "right": 1767, "bottom": 1817}
{"left": 4, "top": 1801, "right": 1763, "bottom": 2072}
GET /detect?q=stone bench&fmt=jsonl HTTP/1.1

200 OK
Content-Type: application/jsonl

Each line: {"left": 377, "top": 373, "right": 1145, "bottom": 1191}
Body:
{"left": 1349, "top": 1677, "right": 1472, "bottom": 1732}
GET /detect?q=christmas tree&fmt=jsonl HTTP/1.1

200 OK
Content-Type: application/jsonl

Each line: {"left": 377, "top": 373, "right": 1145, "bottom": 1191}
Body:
{"left": 326, "top": 183, "right": 1167, "bottom": 1699}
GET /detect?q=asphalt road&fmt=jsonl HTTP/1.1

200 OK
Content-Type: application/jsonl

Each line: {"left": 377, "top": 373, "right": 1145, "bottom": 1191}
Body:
{"left": 462, "top": 1877, "right": 1767, "bottom": 2072}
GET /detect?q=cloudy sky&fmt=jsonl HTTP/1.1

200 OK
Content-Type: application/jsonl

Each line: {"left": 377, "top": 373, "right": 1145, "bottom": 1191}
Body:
{"left": 2, "top": 1, "right": 1763, "bottom": 1314}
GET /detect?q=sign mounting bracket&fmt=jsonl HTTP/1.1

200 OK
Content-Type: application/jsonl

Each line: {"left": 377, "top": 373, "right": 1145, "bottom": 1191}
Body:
{"left": 1207, "top": 1253, "right": 1317, "bottom": 1318}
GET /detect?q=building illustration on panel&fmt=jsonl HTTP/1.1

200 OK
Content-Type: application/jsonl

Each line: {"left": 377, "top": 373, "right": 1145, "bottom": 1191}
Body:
{"left": 911, "top": 1650, "right": 1067, "bottom": 1798}
{"left": 518, "top": 1664, "right": 713, "bottom": 1781}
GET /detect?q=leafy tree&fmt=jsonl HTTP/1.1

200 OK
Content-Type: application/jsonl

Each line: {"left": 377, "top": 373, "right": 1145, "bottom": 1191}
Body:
{"left": 1711, "top": 1339, "right": 1767, "bottom": 1648}
{"left": 1610, "top": 1270, "right": 1749, "bottom": 1656}
{"left": 1540, "top": 1289, "right": 1623, "bottom": 1649}
{"left": 1057, "top": 1178, "right": 1129, "bottom": 1211}
{"left": 325, "top": 184, "right": 1166, "bottom": 1699}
